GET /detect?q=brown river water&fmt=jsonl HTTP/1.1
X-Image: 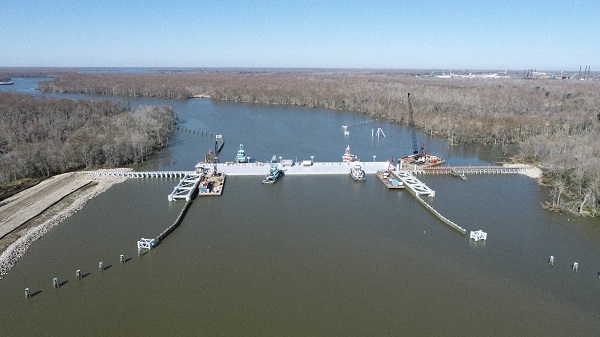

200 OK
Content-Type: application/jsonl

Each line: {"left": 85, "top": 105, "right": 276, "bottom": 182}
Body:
{"left": 1, "top": 78, "right": 599, "bottom": 336}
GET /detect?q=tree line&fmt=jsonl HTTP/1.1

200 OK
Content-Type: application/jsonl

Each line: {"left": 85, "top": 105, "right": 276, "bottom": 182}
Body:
{"left": 0, "top": 92, "right": 174, "bottom": 199}
{"left": 32, "top": 70, "right": 600, "bottom": 216}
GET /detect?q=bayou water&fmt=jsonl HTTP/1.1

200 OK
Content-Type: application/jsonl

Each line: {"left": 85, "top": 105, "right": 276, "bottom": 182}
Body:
{"left": 1, "top": 78, "right": 599, "bottom": 336}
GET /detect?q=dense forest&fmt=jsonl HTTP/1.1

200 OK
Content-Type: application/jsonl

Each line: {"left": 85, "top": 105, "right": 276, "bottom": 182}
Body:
{"left": 15, "top": 70, "right": 600, "bottom": 216}
{"left": 0, "top": 92, "right": 174, "bottom": 198}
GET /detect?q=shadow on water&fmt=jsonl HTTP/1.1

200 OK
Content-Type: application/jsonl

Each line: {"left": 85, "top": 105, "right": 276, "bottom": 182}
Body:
{"left": 81, "top": 272, "right": 91, "bottom": 279}
{"left": 30, "top": 290, "right": 42, "bottom": 298}
{"left": 58, "top": 280, "right": 69, "bottom": 287}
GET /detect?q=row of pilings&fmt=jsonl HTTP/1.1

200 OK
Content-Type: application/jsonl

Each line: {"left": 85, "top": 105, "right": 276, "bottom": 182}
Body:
{"left": 85, "top": 171, "right": 191, "bottom": 178}
{"left": 177, "top": 126, "right": 217, "bottom": 138}
{"left": 416, "top": 166, "right": 531, "bottom": 175}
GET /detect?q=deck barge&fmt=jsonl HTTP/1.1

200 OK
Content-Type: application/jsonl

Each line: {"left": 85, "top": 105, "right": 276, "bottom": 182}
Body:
{"left": 376, "top": 170, "right": 405, "bottom": 189}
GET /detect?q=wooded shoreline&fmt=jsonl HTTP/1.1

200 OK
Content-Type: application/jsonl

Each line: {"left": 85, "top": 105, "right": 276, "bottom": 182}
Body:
{"left": 1, "top": 69, "right": 598, "bottom": 216}
{"left": 0, "top": 92, "right": 175, "bottom": 200}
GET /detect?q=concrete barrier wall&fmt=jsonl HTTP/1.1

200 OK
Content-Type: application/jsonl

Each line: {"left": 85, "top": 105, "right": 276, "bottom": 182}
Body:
{"left": 415, "top": 195, "right": 466, "bottom": 234}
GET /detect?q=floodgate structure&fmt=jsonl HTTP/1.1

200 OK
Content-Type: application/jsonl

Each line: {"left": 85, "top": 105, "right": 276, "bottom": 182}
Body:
{"left": 87, "top": 161, "right": 534, "bottom": 241}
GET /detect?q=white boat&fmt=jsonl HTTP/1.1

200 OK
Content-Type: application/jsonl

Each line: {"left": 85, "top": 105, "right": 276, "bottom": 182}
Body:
{"left": 350, "top": 164, "right": 366, "bottom": 181}
{"left": 342, "top": 145, "right": 359, "bottom": 162}
{"left": 0, "top": 78, "right": 14, "bottom": 85}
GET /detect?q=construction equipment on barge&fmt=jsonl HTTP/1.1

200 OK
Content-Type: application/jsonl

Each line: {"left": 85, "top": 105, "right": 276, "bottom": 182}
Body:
{"left": 399, "top": 93, "right": 445, "bottom": 168}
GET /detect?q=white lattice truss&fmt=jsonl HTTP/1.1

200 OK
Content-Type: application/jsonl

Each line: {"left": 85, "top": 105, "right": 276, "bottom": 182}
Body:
{"left": 470, "top": 230, "right": 487, "bottom": 241}
{"left": 168, "top": 173, "right": 203, "bottom": 201}
{"left": 137, "top": 238, "right": 156, "bottom": 250}
{"left": 393, "top": 171, "right": 436, "bottom": 197}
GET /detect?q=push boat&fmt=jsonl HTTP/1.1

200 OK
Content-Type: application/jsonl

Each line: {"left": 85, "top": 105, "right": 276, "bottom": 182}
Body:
{"left": 236, "top": 144, "right": 248, "bottom": 163}
{"left": 350, "top": 164, "right": 366, "bottom": 181}
{"left": 262, "top": 161, "right": 284, "bottom": 184}
{"left": 342, "top": 145, "right": 359, "bottom": 162}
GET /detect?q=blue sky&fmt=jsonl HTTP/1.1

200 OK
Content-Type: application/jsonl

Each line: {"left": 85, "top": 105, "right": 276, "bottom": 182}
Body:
{"left": 1, "top": 0, "right": 598, "bottom": 70}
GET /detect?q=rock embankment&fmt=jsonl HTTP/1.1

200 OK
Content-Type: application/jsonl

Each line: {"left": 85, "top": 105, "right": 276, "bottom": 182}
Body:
{"left": 0, "top": 170, "right": 129, "bottom": 280}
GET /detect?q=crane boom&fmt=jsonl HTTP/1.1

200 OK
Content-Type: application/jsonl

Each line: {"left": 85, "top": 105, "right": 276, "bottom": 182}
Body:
{"left": 407, "top": 93, "right": 418, "bottom": 155}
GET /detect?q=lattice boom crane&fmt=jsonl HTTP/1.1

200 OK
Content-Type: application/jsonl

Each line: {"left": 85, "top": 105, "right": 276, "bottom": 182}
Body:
{"left": 407, "top": 93, "right": 419, "bottom": 155}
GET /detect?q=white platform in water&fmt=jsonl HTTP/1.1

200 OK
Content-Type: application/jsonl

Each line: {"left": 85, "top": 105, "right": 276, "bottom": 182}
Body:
{"left": 470, "top": 230, "right": 488, "bottom": 241}
{"left": 215, "top": 161, "right": 390, "bottom": 176}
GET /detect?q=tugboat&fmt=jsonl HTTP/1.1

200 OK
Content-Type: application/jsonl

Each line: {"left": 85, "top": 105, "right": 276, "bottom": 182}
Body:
{"left": 350, "top": 164, "right": 366, "bottom": 181}
{"left": 342, "top": 145, "right": 359, "bottom": 162}
{"left": 236, "top": 144, "right": 248, "bottom": 163}
{"left": 262, "top": 156, "right": 284, "bottom": 184}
